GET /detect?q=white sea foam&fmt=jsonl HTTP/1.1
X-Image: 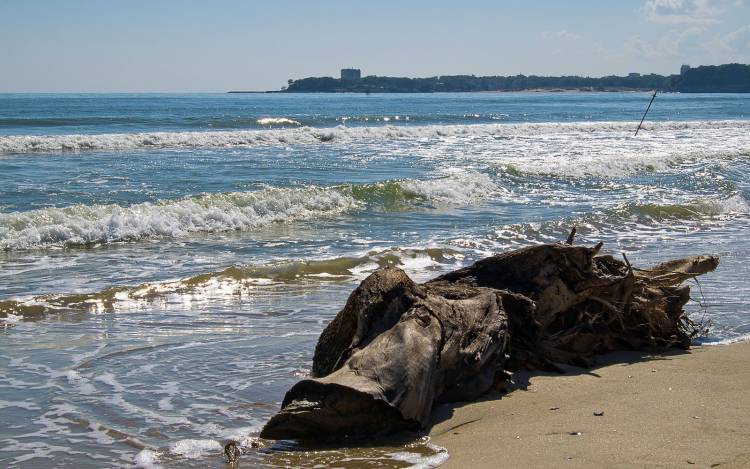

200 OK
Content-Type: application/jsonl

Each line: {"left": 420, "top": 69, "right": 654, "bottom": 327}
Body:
{"left": 0, "top": 187, "right": 358, "bottom": 250}
{"left": 400, "top": 170, "right": 504, "bottom": 204}
{"left": 495, "top": 148, "right": 748, "bottom": 179}
{"left": 94, "top": 372, "right": 126, "bottom": 392}
{"left": 616, "top": 194, "right": 750, "bottom": 222}
{"left": 157, "top": 397, "right": 173, "bottom": 411}
{"left": 65, "top": 370, "right": 97, "bottom": 395}
{"left": 702, "top": 332, "right": 750, "bottom": 345}
{"left": 708, "top": 194, "right": 750, "bottom": 214}
{"left": 0, "top": 399, "right": 41, "bottom": 410}
{"left": 1, "top": 120, "right": 748, "bottom": 153}
{"left": 85, "top": 423, "right": 116, "bottom": 445}
{"left": 8, "top": 441, "right": 78, "bottom": 464}
{"left": 169, "top": 439, "right": 222, "bottom": 459}
{"left": 0, "top": 172, "right": 502, "bottom": 250}
{"left": 134, "top": 449, "right": 161, "bottom": 469}
{"left": 1, "top": 313, "right": 22, "bottom": 324}
{"left": 388, "top": 443, "right": 450, "bottom": 469}
{"left": 256, "top": 117, "right": 301, "bottom": 126}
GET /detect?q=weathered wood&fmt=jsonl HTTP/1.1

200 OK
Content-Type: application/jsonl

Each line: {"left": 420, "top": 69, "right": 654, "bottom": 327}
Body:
{"left": 260, "top": 242, "right": 719, "bottom": 440}
{"left": 311, "top": 267, "right": 423, "bottom": 378}
{"left": 261, "top": 282, "right": 510, "bottom": 439}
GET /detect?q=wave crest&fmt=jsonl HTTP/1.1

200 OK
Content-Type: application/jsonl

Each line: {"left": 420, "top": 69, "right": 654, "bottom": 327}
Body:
{"left": 2, "top": 195, "right": 747, "bottom": 320}
{"left": 0, "top": 187, "right": 358, "bottom": 250}
{"left": 0, "top": 172, "right": 498, "bottom": 250}
{"left": 616, "top": 195, "right": 749, "bottom": 221}
{"left": 2, "top": 120, "right": 749, "bottom": 154}
{"left": 349, "top": 170, "right": 504, "bottom": 208}
{"left": 255, "top": 117, "right": 301, "bottom": 126}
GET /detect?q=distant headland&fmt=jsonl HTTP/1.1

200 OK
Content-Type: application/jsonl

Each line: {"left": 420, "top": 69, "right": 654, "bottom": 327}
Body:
{"left": 229, "top": 63, "right": 750, "bottom": 93}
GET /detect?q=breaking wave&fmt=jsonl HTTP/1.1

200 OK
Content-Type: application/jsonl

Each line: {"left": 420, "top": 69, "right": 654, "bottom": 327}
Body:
{"left": 3, "top": 195, "right": 747, "bottom": 320}
{"left": 0, "top": 187, "right": 357, "bottom": 251}
{"left": 1, "top": 120, "right": 749, "bottom": 153}
{"left": 494, "top": 148, "right": 750, "bottom": 179}
{"left": 255, "top": 117, "right": 301, "bottom": 126}
{"left": 618, "top": 195, "right": 750, "bottom": 220}
{"left": 0, "top": 171, "right": 500, "bottom": 250}
{"left": 350, "top": 170, "right": 504, "bottom": 207}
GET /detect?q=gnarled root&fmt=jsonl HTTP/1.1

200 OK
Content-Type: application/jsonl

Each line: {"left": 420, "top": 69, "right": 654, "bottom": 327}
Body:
{"left": 260, "top": 242, "right": 718, "bottom": 440}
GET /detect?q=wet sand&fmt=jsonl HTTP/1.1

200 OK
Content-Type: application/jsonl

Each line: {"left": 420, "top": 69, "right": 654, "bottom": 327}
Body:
{"left": 430, "top": 341, "right": 750, "bottom": 469}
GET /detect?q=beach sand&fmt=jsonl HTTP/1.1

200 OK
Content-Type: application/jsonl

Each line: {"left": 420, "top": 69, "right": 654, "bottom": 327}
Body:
{"left": 430, "top": 341, "right": 750, "bottom": 469}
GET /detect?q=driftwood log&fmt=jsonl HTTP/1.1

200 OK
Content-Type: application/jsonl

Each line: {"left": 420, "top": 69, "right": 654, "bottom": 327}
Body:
{"left": 259, "top": 238, "right": 718, "bottom": 440}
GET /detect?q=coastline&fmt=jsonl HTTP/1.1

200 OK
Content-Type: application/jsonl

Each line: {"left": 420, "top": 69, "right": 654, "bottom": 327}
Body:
{"left": 430, "top": 341, "right": 750, "bottom": 469}
{"left": 227, "top": 89, "right": 657, "bottom": 94}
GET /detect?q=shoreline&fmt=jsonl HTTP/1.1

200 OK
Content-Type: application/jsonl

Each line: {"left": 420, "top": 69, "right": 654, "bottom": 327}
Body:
{"left": 228, "top": 89, "right": 668, "bottom": 94}
{"left": 430, "top": 341, "right": 750, "bottom": 468}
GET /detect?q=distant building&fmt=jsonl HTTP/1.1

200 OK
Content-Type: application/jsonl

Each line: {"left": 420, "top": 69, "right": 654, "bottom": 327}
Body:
{"left": 628, "top": 72, "right": 641, "bottom": 77}
{"left": 341, "top": 68, "right": 361, "bottom": 81}
{"left": 680, "top": 64, "right": 691, "bottom": 75}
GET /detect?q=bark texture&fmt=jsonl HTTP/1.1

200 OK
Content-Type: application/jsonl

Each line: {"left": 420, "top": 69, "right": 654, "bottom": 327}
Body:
{"left": 260, "top": 241, "right": 718, "bottom": 440}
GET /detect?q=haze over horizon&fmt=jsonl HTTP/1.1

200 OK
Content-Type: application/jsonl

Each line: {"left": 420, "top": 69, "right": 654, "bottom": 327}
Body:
{"left": 1, "top": 0, "right": 749, "bottom": 92}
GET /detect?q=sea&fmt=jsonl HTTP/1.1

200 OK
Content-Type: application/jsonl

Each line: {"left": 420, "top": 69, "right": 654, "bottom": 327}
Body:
{"left": 0, "top": 92, "right": 749, "bottom": 468}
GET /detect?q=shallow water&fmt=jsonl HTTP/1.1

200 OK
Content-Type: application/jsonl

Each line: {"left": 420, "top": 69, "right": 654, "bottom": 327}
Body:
{"left": 1, "top": 92, "right": 749, "bottom": 467}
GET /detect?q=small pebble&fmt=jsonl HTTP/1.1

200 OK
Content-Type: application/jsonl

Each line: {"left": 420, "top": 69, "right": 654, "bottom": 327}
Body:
{"left": 593, "top": 411, "right": 604, "bottom": 416}
{"left": 687, "top": 460, "right": 695, "bottom": 465}
{"left": 550, "top": 406, "right": 560, "bottom": 411}
{"left": 569, "top": 432, "right": 582, "bottom": 436}
{"left": 651, "top": 369, "right": 657, "bottom": 373}
{"left": 693, "top": 416, "right": 702, "bottom": 420}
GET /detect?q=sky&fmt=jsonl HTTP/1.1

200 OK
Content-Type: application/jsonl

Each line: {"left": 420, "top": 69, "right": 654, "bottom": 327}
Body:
{"left": 1, "top": 0, "right": 748, "bottom": 92}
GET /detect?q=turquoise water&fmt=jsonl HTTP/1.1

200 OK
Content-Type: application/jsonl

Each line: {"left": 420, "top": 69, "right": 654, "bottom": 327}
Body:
{"left": 1, "top": 92, "right": 749, "bottom": 467}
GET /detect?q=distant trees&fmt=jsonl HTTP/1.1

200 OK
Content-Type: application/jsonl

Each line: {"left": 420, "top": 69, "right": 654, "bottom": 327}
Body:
{"left": 285, "top": 77, "right": 339, "bottom": 92}
{"left": 677, "top": 63, "right": 750, "bottom": 93}
{"left": 282, "top": 64, "right": 749, "bottom": 93}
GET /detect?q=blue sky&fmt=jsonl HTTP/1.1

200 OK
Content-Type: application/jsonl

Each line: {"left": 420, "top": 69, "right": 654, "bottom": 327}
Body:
{"left": 1, "top": 0, "right": 748, "bottom": 92}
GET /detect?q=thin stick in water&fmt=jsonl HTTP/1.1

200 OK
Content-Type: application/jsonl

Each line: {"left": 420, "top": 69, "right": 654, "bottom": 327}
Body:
{"left": 635, "top": 90, "right": 658, "bottom": 136}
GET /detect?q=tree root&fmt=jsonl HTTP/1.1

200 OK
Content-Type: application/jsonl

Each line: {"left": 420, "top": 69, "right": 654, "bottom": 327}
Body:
{"left": 260, "top": 238, "right": 719, "bottom": 440}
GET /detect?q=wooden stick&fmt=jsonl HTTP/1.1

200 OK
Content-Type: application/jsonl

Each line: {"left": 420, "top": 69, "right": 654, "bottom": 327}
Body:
{"left": 565, "top": 226, "right": 577, "bottom": 245}
{"left": 635, "top": 90, "right": 657, "bottom": 136}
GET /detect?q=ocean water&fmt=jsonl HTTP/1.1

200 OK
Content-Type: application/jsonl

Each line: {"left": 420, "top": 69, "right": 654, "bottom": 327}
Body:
{"left": 1, "top": 92, "right": 749, "bottom": 468}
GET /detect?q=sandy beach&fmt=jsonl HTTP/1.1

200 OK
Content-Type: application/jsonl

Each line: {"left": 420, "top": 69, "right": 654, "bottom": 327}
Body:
{"left": 430, "top": 341, "right": 750, "bottom": 469}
